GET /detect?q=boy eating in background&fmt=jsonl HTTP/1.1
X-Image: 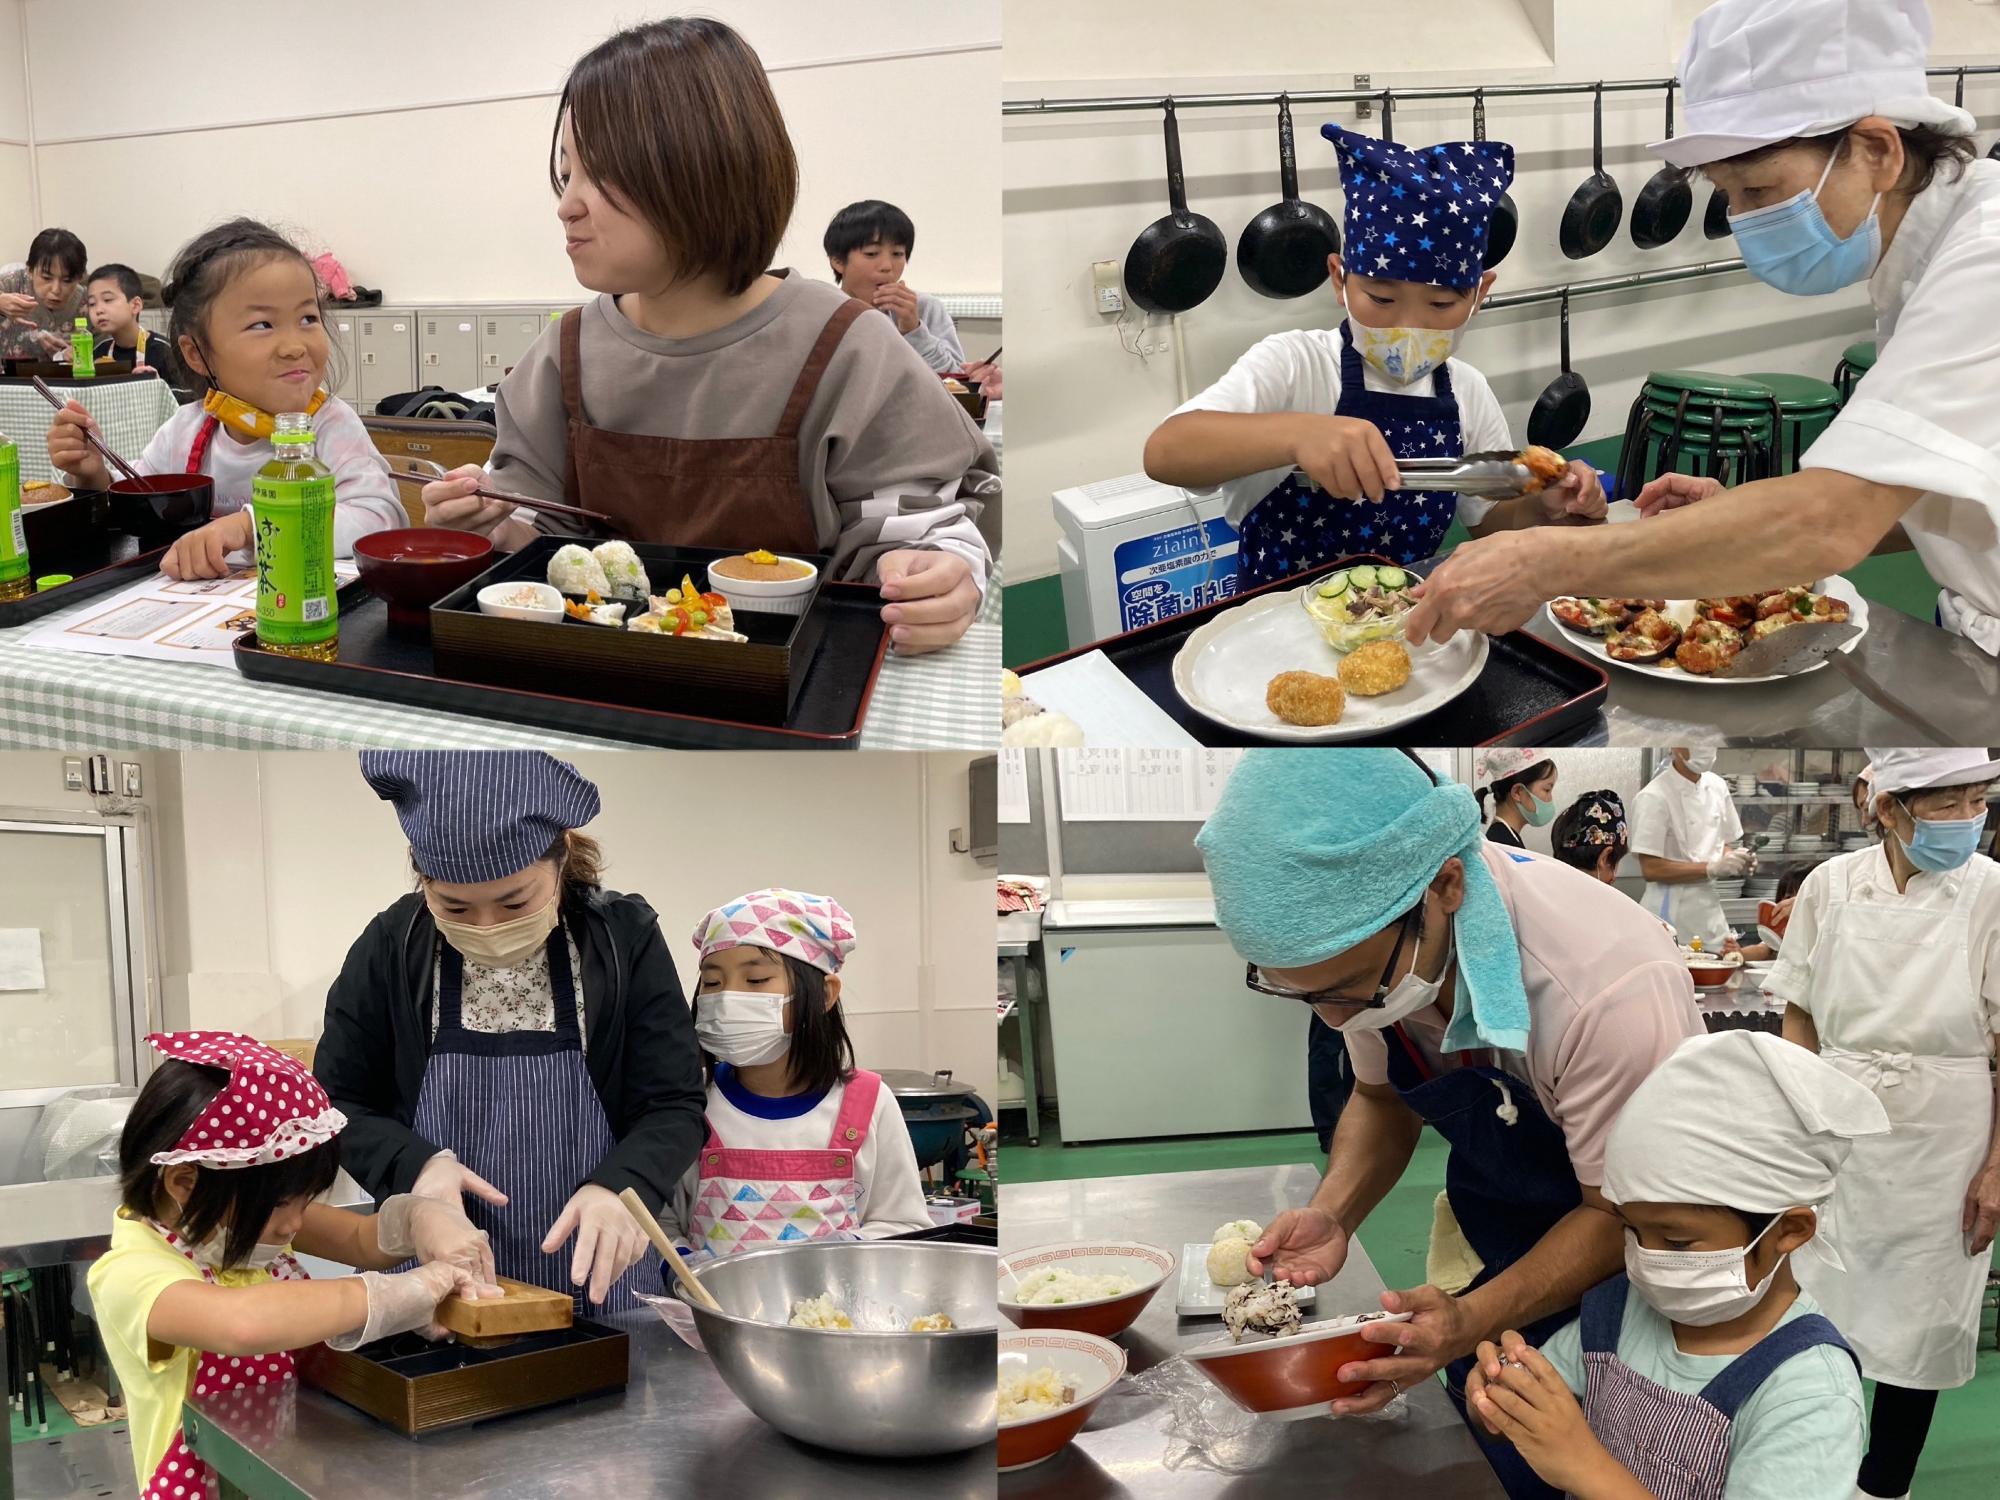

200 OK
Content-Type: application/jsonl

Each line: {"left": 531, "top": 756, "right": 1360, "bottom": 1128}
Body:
{"left": 84, "top": 264, "right": 179, "bottom": 382}
{"left": 1145, "top": 124, "right": 1604, "bottom": 588}
{"left": 824, "top": 200, "right": 966, "bottom": 374}
{"left": 1467, "top": 1030, "right": 1885, "bottom": 1500}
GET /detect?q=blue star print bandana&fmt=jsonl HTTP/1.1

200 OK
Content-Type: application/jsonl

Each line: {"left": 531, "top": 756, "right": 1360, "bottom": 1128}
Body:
{"left": 1322, "top": 124, "right": 1516, "bottom": 289}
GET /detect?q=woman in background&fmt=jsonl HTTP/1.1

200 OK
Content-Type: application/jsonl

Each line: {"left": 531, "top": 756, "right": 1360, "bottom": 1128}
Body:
{"left": 0, "top": 228, "right": 88, "bottom": 361}
{"left": 1475, "top": 751, "right": 1558, "bottom": 850}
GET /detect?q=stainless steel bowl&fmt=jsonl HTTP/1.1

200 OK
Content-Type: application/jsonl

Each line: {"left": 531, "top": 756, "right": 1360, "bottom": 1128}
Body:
{"left": 688, "top": 1241, "right": 996, "bottom": 1457}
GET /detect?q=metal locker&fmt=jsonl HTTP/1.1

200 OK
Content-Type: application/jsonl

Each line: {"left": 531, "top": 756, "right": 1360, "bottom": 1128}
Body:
{"left": 328, "top": 313, "right": 360, "bottom": 403}
{"left": 354, "top": 309, "right": 416, "bottom": 414}
{"left": 479, "top": 308, "right": 557, "bottom": 384}
{"left": 418, "top": 309, "right": 480, "bottom": 393}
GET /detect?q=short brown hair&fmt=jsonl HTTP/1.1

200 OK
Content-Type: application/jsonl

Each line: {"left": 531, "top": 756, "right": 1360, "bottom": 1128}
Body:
{"left": 411, "top": 831, "right": 603, "bottom": 891}
{"left": 1708, "top": 123, "right": 1974, "bottom": 196}
{"left": 552, "top": 18, "right": 798, "bottom": 297}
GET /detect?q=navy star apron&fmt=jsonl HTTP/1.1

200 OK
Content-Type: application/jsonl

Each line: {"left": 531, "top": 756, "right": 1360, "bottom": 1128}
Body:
{"left": 1237, "top": 321, "right": 1463, "bottom": 589}
{"left": 1384, "top": 1021, "right": 1581, "bottom": 1500}
{"left": 411, "top": 923, "right": 663, "bottom": 1314}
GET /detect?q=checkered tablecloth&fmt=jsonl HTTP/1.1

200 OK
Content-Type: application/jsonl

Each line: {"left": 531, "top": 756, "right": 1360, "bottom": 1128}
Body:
{"left": 0, "top": 378, "right": 181, "bottom": 484}
{"left": 0, "top": 567, "right": 1000, "bottom": 752}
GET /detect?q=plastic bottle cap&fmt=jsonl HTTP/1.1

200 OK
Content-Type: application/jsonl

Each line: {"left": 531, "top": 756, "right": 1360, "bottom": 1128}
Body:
{"left": 35, "top": 574, "right": 73, "bottom": 590}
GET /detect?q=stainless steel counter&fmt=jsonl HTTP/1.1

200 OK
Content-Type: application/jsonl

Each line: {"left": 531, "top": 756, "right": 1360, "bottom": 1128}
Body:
{"left": 183, "top": 1308, "right": 994, "bottom": 1500}
{"left": 1001, "top": 1166, "right": 1507, "bottom": 1499}
{"left": 1522, "top": 603, "right": 2000, "bottom": 747}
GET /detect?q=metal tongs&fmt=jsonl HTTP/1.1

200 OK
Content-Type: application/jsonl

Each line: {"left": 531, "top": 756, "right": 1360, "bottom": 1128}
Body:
{"left": 1392, "top": 452, "right": 1535, "bottom": 496}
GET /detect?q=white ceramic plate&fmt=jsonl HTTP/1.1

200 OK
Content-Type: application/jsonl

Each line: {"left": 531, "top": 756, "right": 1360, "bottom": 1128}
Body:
{"left": 1171, "top": 585, "right": 1488, "bottom": 742}
{"left": 1176, "top": 1247, "right": 1318, "bottom": 1318}
{"left": 1543, "top": 577, "right": 1868, "bottom": 686}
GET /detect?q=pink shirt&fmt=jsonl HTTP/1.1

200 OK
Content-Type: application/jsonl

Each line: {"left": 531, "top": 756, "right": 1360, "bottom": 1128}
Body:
{"left": 1344, "top": 844, "right": 1705, "bottom": 1187}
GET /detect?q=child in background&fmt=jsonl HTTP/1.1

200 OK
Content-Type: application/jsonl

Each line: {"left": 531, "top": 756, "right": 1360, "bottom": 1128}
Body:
{"left": 419, "top": 18, "right": 997, "bottom": 655}
{"left": 659, "top": 890, "right": 930, "bottom": 1258}
{"left": 87, "top": 1033, "right": 497, "bottom": 1496}
{"left": 84, "top": 264, "right": 181, "bottom": 383}
{"left": 45, "top": 219, "right": 403, "bottom": 581}
{"left": 1144, "top": 125, "right": 1604, "bottom": 589}
{"left": 824, "top": 200, "right": 967, "bottom": 374}
{"left": 1467, "top": 1030, "right": 1884, "bottom": 1500}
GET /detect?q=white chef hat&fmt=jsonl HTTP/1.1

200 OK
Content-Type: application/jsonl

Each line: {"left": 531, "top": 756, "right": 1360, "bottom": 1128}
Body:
{"left": 1603, "top": 1031, "right": 1888, "bottom": 1216}
{"left": 1473, "top": 747, "right": 1547, "bottom": 791}
{"left": 1863, "top": 746, "right": 2000, "bottom": 796}
{"left": 1652, "top": 0, "right": 1976, "bottom": 170}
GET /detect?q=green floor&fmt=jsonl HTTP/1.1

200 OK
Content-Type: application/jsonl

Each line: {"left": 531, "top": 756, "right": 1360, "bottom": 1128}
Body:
{"left": 1004, "top": 1117, "right": 2000, "bottom": 1499}
{"left": 1004, "top": 431, "right": 1947, "bottom": 666}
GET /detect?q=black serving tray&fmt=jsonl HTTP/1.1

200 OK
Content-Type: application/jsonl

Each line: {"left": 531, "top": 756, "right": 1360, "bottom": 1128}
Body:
{"left": 1010, "top": 554, "right": 1610, "bottom": 748}
{"left": 430, "top": 537, "right": 829, "bottom": 727}
{"left": 0, "top": 495, "right": 167, "bottom": 627}
{"left": 233, "top": 574, "right": 889, "bottom": 750}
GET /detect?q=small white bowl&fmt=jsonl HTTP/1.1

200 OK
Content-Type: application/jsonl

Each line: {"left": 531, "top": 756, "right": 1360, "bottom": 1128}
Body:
{"left": 476, "top": 581, "right": 565, "bottom": 622}
{"left": 706, "top": 556, "right": 819, "bottom": 618}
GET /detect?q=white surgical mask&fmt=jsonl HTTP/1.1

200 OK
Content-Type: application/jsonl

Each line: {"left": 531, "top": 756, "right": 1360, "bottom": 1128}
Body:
{"left": 696, "top": 990, "right": 792, "bottom": 1067}
{"left": 433, "top": 894, "right": 560, "bottom": 970}
{"left": 188, "top": 1232, "right": 285, "bottom": 1274}
{"left": 1338, "top": 918, "right": 1453, "bottom": 1034}
{"left": 1680, "top": 748, "right": 1717, "bottom": 774}
{"left": 1623, "top": 1216, "right": 1783, "bottom": 1326}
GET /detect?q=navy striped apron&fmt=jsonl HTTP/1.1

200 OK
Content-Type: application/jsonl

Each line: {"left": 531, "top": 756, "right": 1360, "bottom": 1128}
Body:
{"left": 412, "top": 923, "right": 662, "bottom": 1314}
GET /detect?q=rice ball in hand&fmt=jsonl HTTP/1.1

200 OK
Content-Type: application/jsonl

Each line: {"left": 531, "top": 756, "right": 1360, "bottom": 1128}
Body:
{"left": 1206, "top": 1236, "right": 1259, "bottom": 1288}
{"left": 1215, "top": 1219, "right": 1263, "bottom": 1246}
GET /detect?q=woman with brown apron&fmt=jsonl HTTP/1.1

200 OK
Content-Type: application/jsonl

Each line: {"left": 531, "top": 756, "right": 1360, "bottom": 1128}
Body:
{"left": 419, "top": 18, "right": 998, "bottom": 654}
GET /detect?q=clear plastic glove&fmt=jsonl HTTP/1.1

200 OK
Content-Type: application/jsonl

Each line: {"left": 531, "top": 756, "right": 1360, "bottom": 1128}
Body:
{"left": 541, "top": 1183, "right": 649, "bottom": 1306}
{"left": 1707, "top": 848, "right": 1753, "bottom": 879}
{"left": 412, "top": 1150, "right": 511, "bottom": 1212}
{"left": 376, "top": 1192, "right": 496, "bottom": 1285}
{"left": 325, "top": 1261, "right": 498, "bottom": 1351}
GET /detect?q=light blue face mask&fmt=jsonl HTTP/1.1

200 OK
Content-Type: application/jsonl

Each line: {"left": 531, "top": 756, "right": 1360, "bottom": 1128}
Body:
{"left": 1894, "top": 796, "right": 1986, "bottom": 873}
{"left": 1728, "top": 142, "right": 1882, "bottom": 297}
{"left": 1517, "top": 788, "right": 1557, "bottom": 828}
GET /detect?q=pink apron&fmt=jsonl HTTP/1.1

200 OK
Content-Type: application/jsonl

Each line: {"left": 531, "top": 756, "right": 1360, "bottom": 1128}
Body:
{"left": 139, "top": 1221, "right": 309, "bottom": 1500}
{"left": 690, "top": 1070, "right": 883, "bottom": 1255}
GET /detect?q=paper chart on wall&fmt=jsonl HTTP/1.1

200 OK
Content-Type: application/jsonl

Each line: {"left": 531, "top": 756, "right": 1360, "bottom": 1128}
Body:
{"left": 1056, "top": 748, "right": 1244, "bottom": 821}
{"left": 998, "top": 749, "right": 1031, "bottom": 824}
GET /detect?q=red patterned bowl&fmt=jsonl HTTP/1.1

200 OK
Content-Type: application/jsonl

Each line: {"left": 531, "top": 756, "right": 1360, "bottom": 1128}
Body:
{"left": 1185, "top": 1309, "right": 1412, "bottom": 1421}
{"left": 997, "top": 1241, "right": 1175, "bottom": 1337}
{"left": 997, "top": 1329, "right": 1124, "bottom": 1472}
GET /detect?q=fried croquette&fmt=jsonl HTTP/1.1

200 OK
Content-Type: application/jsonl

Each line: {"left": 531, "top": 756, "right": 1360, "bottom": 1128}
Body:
{"left": 1337, "top": 639, "right": 1413, "bottom": 696}
{"left": 1266, "top": 671, "right": 1346, "bottom": 726}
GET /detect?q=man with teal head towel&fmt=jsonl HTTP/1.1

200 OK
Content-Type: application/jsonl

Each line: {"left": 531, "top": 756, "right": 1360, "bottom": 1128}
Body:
{"left": 1196, "top": 748, "right": 1702, "bottom": 1500}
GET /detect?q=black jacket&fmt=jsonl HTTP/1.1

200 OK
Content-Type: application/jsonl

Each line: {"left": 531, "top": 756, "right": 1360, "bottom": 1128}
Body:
{"left": 313, "top": 886, "right": 704, "bottom": 1211}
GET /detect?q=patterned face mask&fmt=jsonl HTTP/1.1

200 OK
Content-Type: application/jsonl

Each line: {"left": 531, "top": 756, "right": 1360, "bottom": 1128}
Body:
{"left": 1344, "top": 282, "right": 1478, "bottom": 386}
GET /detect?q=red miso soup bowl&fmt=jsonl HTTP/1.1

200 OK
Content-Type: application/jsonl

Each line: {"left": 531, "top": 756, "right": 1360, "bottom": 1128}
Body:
{"left": 108, "top": 474, "right": 215, "bottom": 547}
{"left": 352, "top": 527, "right": 495, "bottom": 633}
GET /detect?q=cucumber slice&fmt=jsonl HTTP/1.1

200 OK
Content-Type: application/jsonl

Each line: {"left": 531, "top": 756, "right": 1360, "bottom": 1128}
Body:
{"left": 1316, "top": 570, "right": 1352, "bottom": 598}
{"left": 1348, "top": 565, "right": 1379, "bottom": 590}
{"left": 1376, "top": 567, "right": 1409, "bottom": 590}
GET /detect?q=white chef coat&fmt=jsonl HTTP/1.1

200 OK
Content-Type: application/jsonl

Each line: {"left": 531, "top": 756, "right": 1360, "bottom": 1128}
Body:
{"left": 1802, "top": 157, "right": 2000, "bottom": 654}
{"left": 1630, "top": 765, "right": 1742, "bottom": 946}
{"left": 1171, "top": 327, "right": 1514, "bottom": 528}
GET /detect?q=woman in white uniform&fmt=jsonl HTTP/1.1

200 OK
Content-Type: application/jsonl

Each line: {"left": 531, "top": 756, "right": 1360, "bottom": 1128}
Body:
{"left": 1768, "top": 746, "right": 2000, "bottom": 1500}
{"left": 1630, "top": 748, "right": 1754, "bottom": 947}
{"left": 1405, "top": 0, "right": 2000, "bottom": 654}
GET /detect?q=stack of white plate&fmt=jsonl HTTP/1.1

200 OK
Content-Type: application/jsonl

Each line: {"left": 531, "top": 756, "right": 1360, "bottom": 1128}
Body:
{"left": 1787, "top": 781, "right": 1822, "bottom": 797}
{"left": 1712, "top": 879, "right": 1748, "bottom": 899}
{"left": 1732, "top": 774, "right": 1760, "bottom": 797}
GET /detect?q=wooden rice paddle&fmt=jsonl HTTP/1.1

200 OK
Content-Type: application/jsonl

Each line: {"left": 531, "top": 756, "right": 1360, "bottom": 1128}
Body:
{"left": 619, "top": 1187, "right": 723, "bottom": 1313}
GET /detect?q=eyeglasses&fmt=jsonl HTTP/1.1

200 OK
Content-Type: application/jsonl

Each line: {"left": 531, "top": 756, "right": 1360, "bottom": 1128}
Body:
{"left": 1245, "top": 902, "right": 1424, "bottom": 1009}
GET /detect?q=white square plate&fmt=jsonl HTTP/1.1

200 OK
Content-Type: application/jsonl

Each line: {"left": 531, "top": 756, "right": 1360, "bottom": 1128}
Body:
{"left": 1176, "top": 1244, "right": 1318, "bottom": 1318}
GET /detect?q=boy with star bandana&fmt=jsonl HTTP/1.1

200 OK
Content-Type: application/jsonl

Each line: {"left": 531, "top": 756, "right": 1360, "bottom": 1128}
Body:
{"left": 1146, "top": 124, "right": 1605, "bottom": 588}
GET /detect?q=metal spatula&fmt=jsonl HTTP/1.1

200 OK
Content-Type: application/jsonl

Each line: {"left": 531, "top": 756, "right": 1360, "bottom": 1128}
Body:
{"left": 1712, "top": 618, "right": 1955, "bottom": 740}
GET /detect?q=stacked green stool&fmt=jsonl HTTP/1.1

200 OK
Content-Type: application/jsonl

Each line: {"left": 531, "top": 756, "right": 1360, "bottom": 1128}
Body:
{"left": 1741, "top": 371, "right": 1843, "bottom": 474}
{"left": 1833, "top": 339, "right": 1876, "bottom": 403}
{"left": 1615, "top": 369, "right": 1784, "bottom": 500}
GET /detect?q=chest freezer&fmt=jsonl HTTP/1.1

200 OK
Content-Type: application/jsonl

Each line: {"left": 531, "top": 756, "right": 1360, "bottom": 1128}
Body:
{"left": 1053, "top": 472, "right": 1241, "bottom": 646}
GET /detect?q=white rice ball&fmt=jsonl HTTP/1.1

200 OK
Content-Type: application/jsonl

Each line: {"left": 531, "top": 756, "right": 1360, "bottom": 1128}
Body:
{"left": 548, "top": 544, "right": 611, "bottom": 598}
{"left": 591, "top": 541, "right": 650, "bottom": 598}
{"left": 1215, "top": 1219, "right": 1263, "bottom": 1247}
{"left": 1206, "top": 1237, "right": 1258, "bottom": 1288}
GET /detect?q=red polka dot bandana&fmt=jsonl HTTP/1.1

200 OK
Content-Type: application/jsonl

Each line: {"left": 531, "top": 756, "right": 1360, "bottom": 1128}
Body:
{"left": 145, "top": 1031, "right": 347, "bottom": 1169}
{"left": 693, "top": 889, "right": 857, "bottom": 974}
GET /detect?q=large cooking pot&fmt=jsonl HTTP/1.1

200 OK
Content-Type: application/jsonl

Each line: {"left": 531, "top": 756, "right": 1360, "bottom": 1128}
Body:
{"left": 686, "top": 1241, "right": 996, "bottom": 1457}
{"left": 880, "top": 1068, "right": 981, "bottom": 1171}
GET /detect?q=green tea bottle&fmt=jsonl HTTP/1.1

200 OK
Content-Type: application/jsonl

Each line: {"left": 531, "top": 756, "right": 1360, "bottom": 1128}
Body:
{"left": 0, "top": 431, "right": 29, "bottom": 603}
{"left": 251, "top": 411, "right": 337, "bottom": 661}
{"left": 70, "top": 318, "right": 94, "bottom": 378}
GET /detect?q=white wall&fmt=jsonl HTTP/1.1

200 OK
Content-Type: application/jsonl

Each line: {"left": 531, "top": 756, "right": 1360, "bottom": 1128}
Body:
{"left": 143, "top": 751, "right": 997, "bottom": 1099}
{"left": 1000, "top": 0, "right": 2000, "bottom": 580}
{"left": 16, "top": 0, "right": 999, "bottom": 302}
{"left": 0, "top": 1, "right": 30, "bottom": 257}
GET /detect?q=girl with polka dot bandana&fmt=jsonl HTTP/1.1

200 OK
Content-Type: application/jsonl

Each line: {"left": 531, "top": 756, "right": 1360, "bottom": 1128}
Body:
{"left": 86, "top": 1033, "right": 499, "bottom": 1497}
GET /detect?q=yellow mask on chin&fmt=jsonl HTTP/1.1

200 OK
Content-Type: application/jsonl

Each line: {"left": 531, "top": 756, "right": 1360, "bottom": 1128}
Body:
{"left": 201, "top": 386, "right": 328, "bottom": 441}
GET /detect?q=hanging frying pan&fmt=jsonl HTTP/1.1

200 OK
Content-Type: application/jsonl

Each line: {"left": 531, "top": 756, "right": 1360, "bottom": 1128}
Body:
{"left": 1124, "top": 98, "right": 1228, "bottom": 315}
{"left": 1527, "top": 290, "right": 1591, "bottom": 449}
{"left": 1630, "top": 83, "right": 1692, "bottom": 249}
{"left": 1472, "top": 89, "right": 1517, "bottom": 269}
{"left": 1704, "top": 185, "right": 1731, "bottom": 239}
{"left": 1560, "top": 84, "right": 1623, "bottom": 259}
{"left": 1236, "top": 94, "right": 1341, "bottom": 298}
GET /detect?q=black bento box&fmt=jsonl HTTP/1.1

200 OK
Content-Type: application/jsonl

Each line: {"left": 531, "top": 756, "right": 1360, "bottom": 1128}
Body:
{"left": 429, "top": 538, "right": 831, "bottom": 727}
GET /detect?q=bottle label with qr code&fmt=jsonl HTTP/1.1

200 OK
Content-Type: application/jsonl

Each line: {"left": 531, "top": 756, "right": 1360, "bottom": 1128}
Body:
{"left": 250, "top": 469, "right": 338, "bottom": 648}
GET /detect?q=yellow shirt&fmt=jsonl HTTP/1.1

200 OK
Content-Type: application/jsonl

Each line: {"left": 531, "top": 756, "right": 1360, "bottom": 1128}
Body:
{"left": 85, "top": 1211, "right": 285, "bottom": 1489}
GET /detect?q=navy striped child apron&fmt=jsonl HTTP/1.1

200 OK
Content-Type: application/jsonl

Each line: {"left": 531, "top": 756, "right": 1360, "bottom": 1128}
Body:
{"left": 412, "top": 923, "right": 663, "bottom": 1314}
{"left": 1237, "top": 321, "right": 1463, "bottom": 589}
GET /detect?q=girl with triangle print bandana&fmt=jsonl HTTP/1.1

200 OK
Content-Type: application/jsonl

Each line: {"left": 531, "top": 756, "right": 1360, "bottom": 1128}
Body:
{"left": 660, "top": 889, "right": 932, "bottom": 1261}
